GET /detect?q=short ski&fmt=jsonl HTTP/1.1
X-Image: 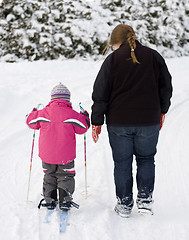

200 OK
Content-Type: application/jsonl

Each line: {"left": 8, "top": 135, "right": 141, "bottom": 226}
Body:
{"left": 59, "top": 209, "right": 69, "bottom": 233}
{"left": 43, "top": 209, "right": 55, "bottom": 223}
{"left": 43, "top": 209, "right": 69, "bottom": 232}
{"left": 38, "top": 198, "right": 79, "bottom": 232}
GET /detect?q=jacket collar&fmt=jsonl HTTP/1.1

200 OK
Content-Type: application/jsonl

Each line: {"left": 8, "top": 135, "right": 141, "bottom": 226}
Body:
{"left": 46, "top": 99, "right": 72, "bottom": 108}
{"left": 120, "top": 40, "right": 141, "bottom": 48}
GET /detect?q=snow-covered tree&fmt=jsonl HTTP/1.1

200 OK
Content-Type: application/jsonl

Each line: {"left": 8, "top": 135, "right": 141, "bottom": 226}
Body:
{"left": 0, "top": 0, "right": 188, "bottom": 62}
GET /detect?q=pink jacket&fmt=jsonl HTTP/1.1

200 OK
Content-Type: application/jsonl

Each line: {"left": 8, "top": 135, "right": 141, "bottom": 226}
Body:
{"left": 26, "top": 99, "right": 90, "bottom": 165}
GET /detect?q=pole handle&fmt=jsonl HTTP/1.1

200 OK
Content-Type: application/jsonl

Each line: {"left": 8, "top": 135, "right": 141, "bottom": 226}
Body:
{"left": 79, "top": 102, "right": 85, "bottom": 112}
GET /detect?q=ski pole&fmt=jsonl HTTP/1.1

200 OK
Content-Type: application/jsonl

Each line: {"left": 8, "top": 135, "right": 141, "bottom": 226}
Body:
{"left": 26, "top": 129, "right": 36, "bottom": 203}
{"left": 79, "top": 102, "right": 88, "bottom": 199}
{"left": 26, "top": 104, "right": 43, "bottom": 203}
{"left": 84, "top": 132, "right": 87, "bottom": 199}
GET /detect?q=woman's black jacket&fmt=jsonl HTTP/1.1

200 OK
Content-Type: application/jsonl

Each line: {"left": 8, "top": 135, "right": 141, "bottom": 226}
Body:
{"left": 91, "top": 41, "right": 173, "bottom": 126}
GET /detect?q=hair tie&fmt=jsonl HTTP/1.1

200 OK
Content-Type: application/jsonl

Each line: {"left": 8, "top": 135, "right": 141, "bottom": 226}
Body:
{"left": 131, "top": 49, "right": 135, "bottom": 52}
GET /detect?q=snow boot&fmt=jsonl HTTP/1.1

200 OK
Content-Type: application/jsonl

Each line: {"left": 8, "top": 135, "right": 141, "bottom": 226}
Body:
{"left": 59, "top": 201, "right": 72, "bottom": 210}
{"left": 38, "top": 189, "right": 58, "bottom": 209}
{"left": 137, "top": 198, "right": 154, "bottom": 215}
{"left": 43, "top": 201, "right": 57, "bottom": 210}
{"left": 38, "top": 199, "right": 57, "bottom": 210}
{"left": 114, "top": 197, "right": 134, "bottom": 218}
{"left": 59, "top": 188, "right": 79, "bottom": 210}
{"left": 114, "top": 201, "right": 133, "bottom": 218}
{"left": 59, "top": 188, "right": 69, "bottom": 201}
{"left": 45, "top": 189, "right": 57, "bottom": 209}
{"left": 59, "top": 188, "right": 72, "bottom": 210}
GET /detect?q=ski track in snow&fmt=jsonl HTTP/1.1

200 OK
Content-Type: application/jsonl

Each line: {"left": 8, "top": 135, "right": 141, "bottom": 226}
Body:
{"left": 0, "top": 57, "right": 189, "bottom": 240}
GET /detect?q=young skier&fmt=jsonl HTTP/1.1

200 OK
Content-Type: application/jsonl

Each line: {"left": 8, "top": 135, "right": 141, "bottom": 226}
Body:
{"left": 91, "top": 24, "right": 172, "bottom": 217}
{"left": 26, "top": 83, "right": 90, "bottom": 210}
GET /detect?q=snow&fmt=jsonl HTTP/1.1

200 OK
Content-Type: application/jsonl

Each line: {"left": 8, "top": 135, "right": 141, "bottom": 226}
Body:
{"left": 0, "top": 56, "right": 189, "bottom": 239}
{"left": 6, "top": 14, "right": 16, "bottom": 21}
{"left": 13, "top": 6, "right": 24, "bottom": 15}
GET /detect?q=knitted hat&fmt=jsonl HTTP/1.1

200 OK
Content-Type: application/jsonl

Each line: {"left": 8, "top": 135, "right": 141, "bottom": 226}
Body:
{"left": 51, "top": 83, "right": 71, "bottom": 102}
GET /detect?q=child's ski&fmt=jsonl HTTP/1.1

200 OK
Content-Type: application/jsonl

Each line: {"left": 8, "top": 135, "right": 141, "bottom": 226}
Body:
{"left": 43, "top": 209, "right": 69, "bottom": 232}
{"left": 38, "top": 198, "right": 79, "bottom": 232}
{"left": 59, "top": 209, "right": 69, "bottom": 233}
{"left": 43, "top": 209, "right": 55, "bottom": 223}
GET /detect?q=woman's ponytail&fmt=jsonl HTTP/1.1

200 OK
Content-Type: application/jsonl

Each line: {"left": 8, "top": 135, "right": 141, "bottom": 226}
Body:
{"left": 109, "top": 24, "right": 140, "bottom": 64}
{"left": 127, "top": 34, "right": 140, "bottom": 64}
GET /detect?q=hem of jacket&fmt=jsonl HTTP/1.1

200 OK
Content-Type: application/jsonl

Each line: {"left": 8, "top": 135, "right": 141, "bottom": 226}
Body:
{"left": 40, "top": 157, "right": 75, "bottom": 165}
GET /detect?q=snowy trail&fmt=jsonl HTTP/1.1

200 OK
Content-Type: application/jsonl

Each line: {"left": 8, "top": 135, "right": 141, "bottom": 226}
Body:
{"left": 0, "top": 57, "right": 189, "bottom": 240}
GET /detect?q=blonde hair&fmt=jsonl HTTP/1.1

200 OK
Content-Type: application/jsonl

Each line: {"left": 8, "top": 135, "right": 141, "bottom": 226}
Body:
{"left": 104, "top": 24, "right": 139, "bottom": 64}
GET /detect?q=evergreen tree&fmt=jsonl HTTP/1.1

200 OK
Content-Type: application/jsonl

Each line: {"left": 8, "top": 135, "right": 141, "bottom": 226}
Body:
{"left": 0, "top": 0, "right": 188, "bottom": 62}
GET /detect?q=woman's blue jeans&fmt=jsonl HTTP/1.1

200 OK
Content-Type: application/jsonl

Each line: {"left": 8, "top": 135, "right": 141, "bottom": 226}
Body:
{"left": 107, "top": 124, "right": 159, "bottom": 207}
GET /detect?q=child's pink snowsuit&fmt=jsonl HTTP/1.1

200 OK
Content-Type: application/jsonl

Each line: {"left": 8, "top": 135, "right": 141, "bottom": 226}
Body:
{"left": 26, "top": 99, "right": 90, "bottom": 165}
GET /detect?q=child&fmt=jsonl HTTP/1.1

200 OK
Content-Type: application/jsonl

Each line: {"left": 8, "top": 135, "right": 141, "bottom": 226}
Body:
{"left": 26, "top": 83, "right": 90, "bottom": 210}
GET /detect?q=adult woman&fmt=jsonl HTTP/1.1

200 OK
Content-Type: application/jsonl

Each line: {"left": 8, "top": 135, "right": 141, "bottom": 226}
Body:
{"left": 91, "top": 24, "right": 172, "bottom": 217}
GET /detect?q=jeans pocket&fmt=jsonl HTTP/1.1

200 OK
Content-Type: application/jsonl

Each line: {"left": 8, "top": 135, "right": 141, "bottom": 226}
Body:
{"left": 140, "top": 125, "right": 159, "bottom": 138}
{"left": 107, "top": 125, "right": 123, "bottom": 136}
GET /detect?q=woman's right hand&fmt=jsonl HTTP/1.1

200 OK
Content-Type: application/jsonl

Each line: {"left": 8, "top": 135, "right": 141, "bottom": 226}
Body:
{"left": 160, "top": 114, "right": 165, "bottom": 130}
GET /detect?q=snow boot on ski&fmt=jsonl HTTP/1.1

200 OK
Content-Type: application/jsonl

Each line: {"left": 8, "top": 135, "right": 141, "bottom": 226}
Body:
{"left": 38, "top": 189, "right": 58, "bottom": 209}
{"left": 59, "top": 188, "right": 72, "bottom": 210}
{"left": 59, "top": 200, "right": 80, "bottom": 210}
{"left": 44, "top": 201, "right": 57, "bottom": 210}
{"left": 38, "top": 199, "right": 57, "bottom": 209}
{"left": 59, "top": 188, "right": 79, "bottom": 210}
{"left": 59, "top": 201, "right": 72, "bottom": 210}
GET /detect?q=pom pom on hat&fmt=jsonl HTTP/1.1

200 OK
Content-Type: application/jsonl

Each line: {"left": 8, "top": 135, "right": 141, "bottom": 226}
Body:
{"left": 51, "top": 83, "right": 71, "bottom": 102}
